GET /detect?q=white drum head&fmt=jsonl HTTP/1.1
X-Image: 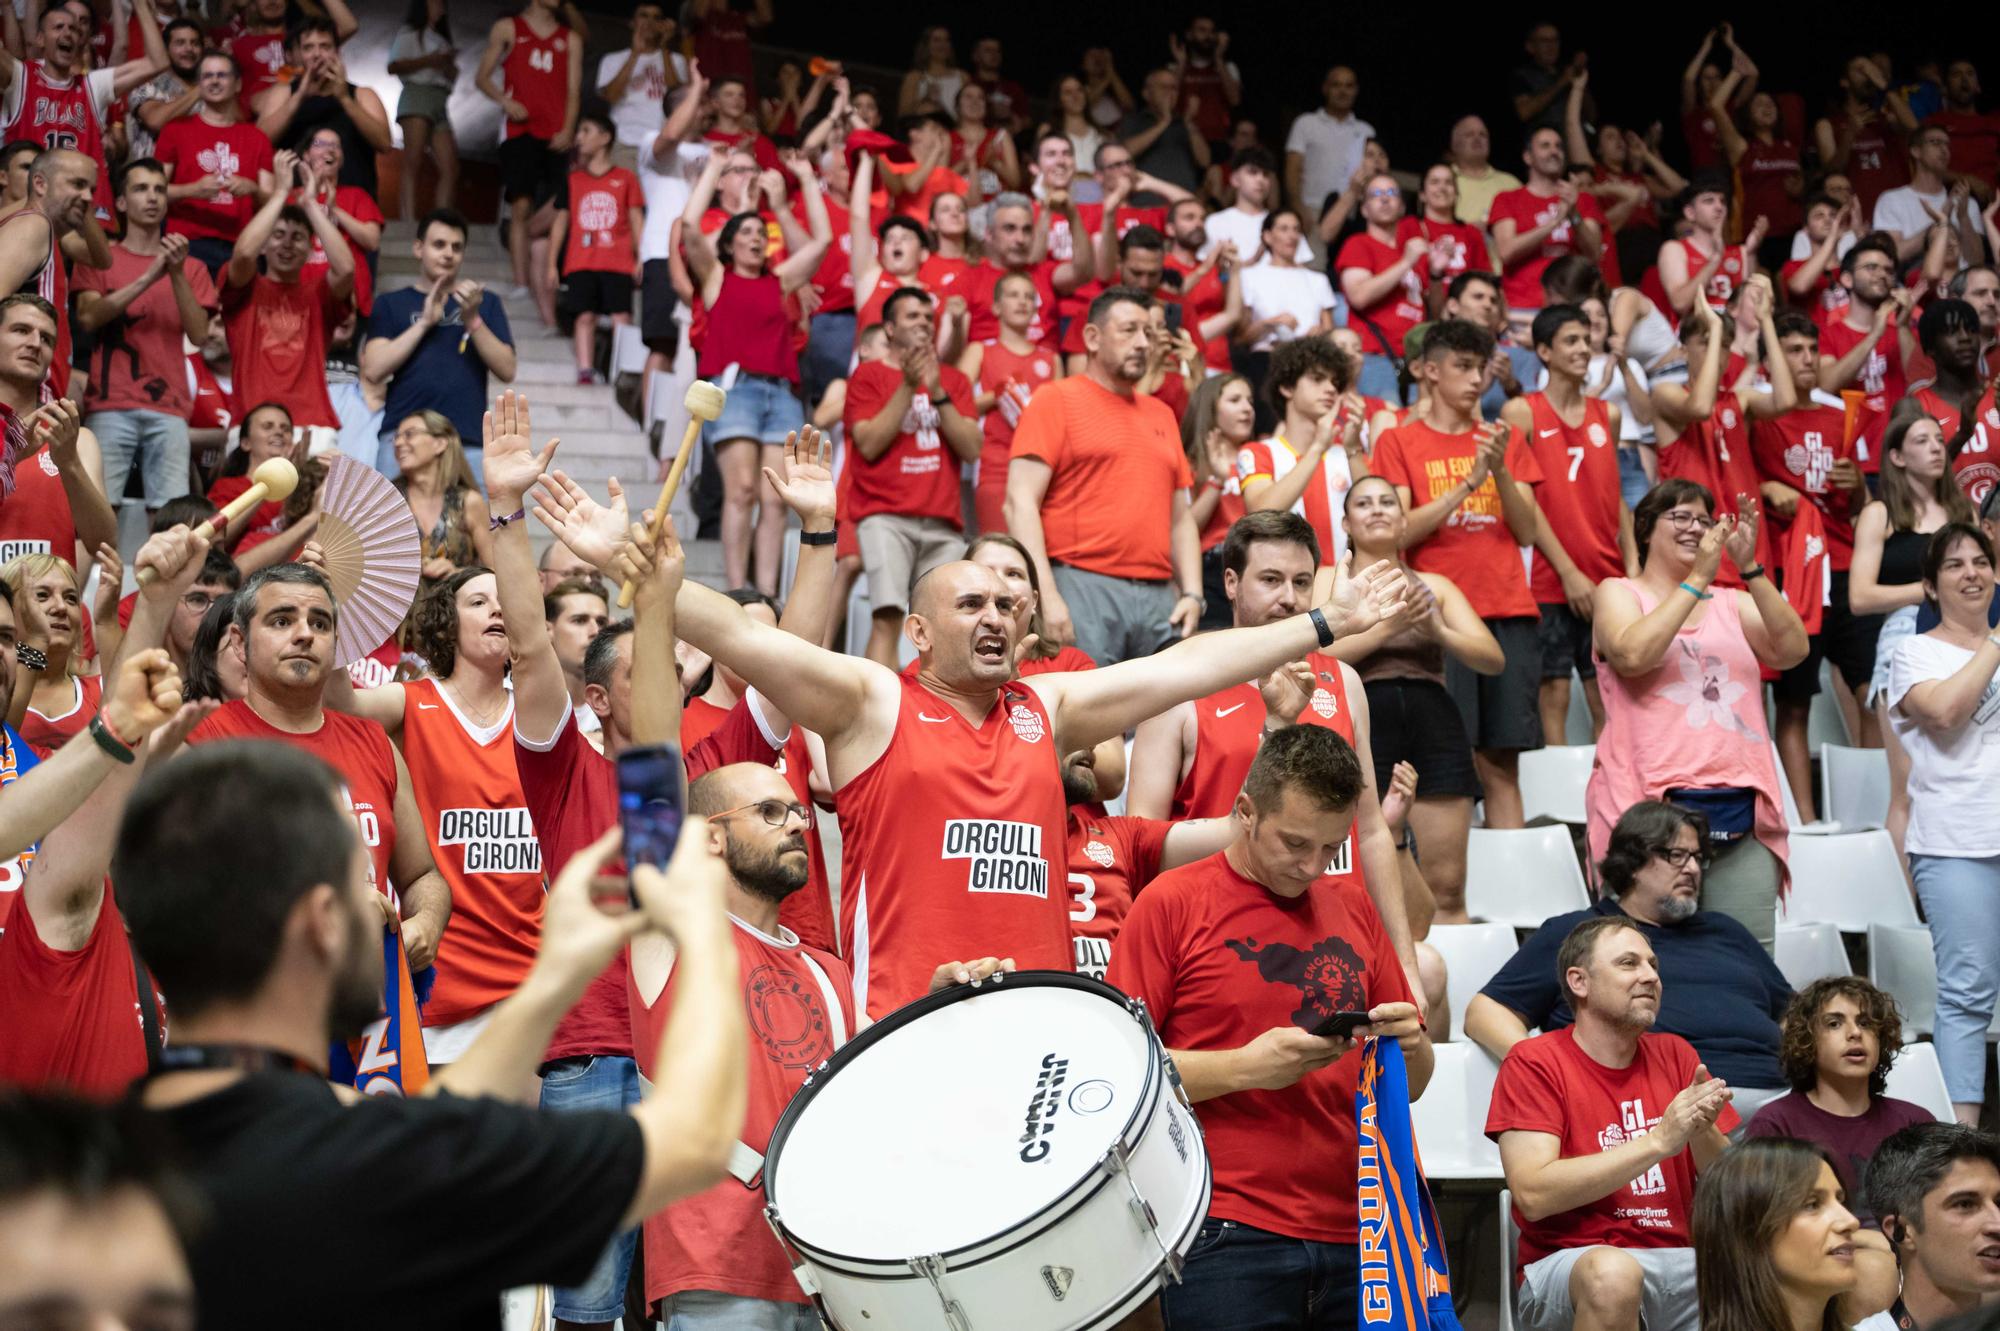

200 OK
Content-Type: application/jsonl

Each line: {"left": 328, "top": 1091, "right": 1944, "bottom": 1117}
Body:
{"left": 769, "top": 981, "right": 1155, "bottom": 1259}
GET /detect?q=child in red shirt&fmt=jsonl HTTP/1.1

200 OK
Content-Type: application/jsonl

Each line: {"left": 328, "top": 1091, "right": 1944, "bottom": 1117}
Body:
{"left": 547, "top": 113, "right": 643, "bottom": 386}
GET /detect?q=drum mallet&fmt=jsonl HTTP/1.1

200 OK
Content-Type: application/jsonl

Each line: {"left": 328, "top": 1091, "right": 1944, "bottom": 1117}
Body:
{"left": 136, "top": 456, "right": 299, "bottom": 587}
{"left": 617, "top": 379, "right": 727, "bottom": 609}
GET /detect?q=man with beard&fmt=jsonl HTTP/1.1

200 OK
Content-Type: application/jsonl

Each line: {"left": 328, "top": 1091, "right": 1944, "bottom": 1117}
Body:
{"left": 122, "top": 739, "right": 751, "bottom": 1329}
{"left": 1162, "top": 196, "right": 1243, "bottom": 379}
{"left": 126, "top": 16, "right": 203, "bottom": 160}
{"left": 184, "top": 562, "right": 451, "bottom": 1090}
{"left": 960, "top": 189, "right": 1088, "bottom": 353}
{"left": 0, "top": 149, "right": 101, "bottom": 402}
{"left": 1485, "top": 902, "right": 1740, "bottom": 1331}
{"left": 1468, "top": 801, "right": 1792, "bottom": 1120}
{"left": 1818, "top": 232, "right": 1917, "bottom": 470}
{"left": 1488, "top": 127, "right": 1605, "bottom": 335}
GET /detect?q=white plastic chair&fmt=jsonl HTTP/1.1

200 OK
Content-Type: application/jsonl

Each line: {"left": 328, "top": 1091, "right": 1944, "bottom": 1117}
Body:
{"left": 1426, "top": 923, "right": 1523, "bottom": 1040}
{"left": 610, "top": 321, "right": 649, "bottom": 376}
{"left": 1882, "top": 1041, "right": 1954, "bottom": 1123}
{"left": 1518, "top": 745, "right": 1592, "bottom": 826}
{"left": 1499, "top": 1190, "right": 1520, "bottom": 1331}
{"left": 1774, "top": 922, "right": 1851, "bottom": 990}
{"left": 1463, "top": 826, "right": 1592, "bottom": 930}
{"left": 1869, "top": 923, "right": 1938, "bottom": 1037}
{"left": 1778, "top": 830, "right": 1920, "bottom": 932}
{"left": 1819, "top": 744, "right": 1890, "bottom": 832}
{"left": 1407, "top": 1042, "right": 1504, "bottom": 1180}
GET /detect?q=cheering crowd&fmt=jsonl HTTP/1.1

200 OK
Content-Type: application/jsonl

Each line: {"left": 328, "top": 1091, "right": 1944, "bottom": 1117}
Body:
{"left": 4, "top": 3, "right": 2000, "bottom": 1330}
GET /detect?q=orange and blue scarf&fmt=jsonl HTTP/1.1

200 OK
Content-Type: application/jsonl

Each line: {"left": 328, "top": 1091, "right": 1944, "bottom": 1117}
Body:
{"left": 1357, "top": 1037, "right": 1462, "bottom": 1331}
{"left": 326, "top": 930, "right": 431, "bottom": 1095}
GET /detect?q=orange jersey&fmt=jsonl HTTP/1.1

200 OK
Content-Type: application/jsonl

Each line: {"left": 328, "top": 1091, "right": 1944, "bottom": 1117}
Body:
{"left": 836, "top": 674, "right": 1072, "bottom": 1017}
{"left": 398, "top": 678, "right": 545, "bottom": 1027}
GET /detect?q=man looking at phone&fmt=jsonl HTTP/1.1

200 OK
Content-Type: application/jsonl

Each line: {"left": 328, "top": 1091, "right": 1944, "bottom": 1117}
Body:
{"left": 1106, "top": 724, "right": 1429, "bottom": 1330}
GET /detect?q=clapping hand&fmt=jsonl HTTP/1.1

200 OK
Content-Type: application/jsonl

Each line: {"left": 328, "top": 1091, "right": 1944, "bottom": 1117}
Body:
{"left": 1722, "top": 492, "right": 1760, "bottom": 571}
{"left": 1259, "top": 659, "right": 1315, "bottom": 725}
{"left": 1379, "top": 761, "right": 1418, "bottom": 839}
{"left": 1320, "top": 552, "right": 1408, "bottom": 639}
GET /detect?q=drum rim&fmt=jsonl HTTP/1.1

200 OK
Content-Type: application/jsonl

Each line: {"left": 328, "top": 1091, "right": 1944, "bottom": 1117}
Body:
{"left": 765, "top": 970, "right": 1168, "bottom": 1268}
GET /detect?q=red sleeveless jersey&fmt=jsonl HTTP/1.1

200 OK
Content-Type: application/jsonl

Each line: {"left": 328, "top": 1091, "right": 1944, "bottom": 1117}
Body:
{"left": 0, "top": 211, "right": 67, "bottom": 400}
{"left": 0, "top": 62, "right": 111, "bottom": 220}
{"left": 836, "top": 674, "right": 1071, "bottom": 1017}
{"left": 1669, "top": 237, "right": 1748, "bottom": 316}
{"left": 502, "top": 16, "right": 572, "bottom": 141}
{"left": 1523, "top": 393, "right": 1624, "bottom": 602}
{"left": 1956, "top": 384, "right": 2000, "bottom": 509}
{"left": 0, "top": 446, "right": 77, "bottom": 563}
{"left": 20, "top": 671, "right": 99, "bottom": 756}
{"left": 398, "top": 678, "right": 545, "bottom": 1027}
{"left": 1065, "top": 808, "right": 1170, "bottom": 981}
{"left": 1170, "top": 652, "right": 1359, "bottom": 877}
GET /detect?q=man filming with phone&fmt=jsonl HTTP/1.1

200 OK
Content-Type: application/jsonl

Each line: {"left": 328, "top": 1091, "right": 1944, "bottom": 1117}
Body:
{"left": 1105, "top": 724, "right": 1429, "bottom": 1330}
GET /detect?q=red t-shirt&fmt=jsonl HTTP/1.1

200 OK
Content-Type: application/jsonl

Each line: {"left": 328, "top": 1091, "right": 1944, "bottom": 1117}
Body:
{"left": 1819, "top": 317, "right": 1908, "bottom": 473}
{"left": 156, "top": 115, "right": 274, "bottom": 242}
{"left": 1335, "top": 231, "right": 1426, "bottom": 357}
{"left": 560, "top": 166, "right": 642, "bottom": 275}
{"left": 841, "top": 359, "right": 975, "bottom": 528}
{"left": 702, "top": 125, "right": 782, "bottom": 172}
{"left": 633, "top": 918, "right": 855, "bottom": 1306}
{"left": 962, "top": 259, "right": 1059, "bottom": 351}
{"left": 1166, "top": 253, "right": 1232, "bottom": 373}
{"left": 1523, "top": 394, "right": 1625, "bottom": 602}
{"left": 186, "top": 352, "right": 231, "bottom": 434}
{"left": 1486, "top": 187, "right": 1609, "bottom": 310}
{"left": 289, "top": 184, "right": 381, "bottom": 316}
{"left": 1751, "top": 402, "right": 1861, "bottom": 569}
{"left": 1106, "top": 850, "right": 1415, "bottom": 1243}
{"left": 1485, "top": 1027, "right": 1739, "bottom": 1270}
{"left": 0, "top": 880, "right": 152, "bottom": 1097}
{"left": 513, "top": 696, "right": 782, "bottom": 1061}
{"left": 1010, "top": 375, "right": 1192, "bottom": 582}
{"left": 74, "top": 246, "right": 218, "bottom": 416}
{"left": 229, "top": 29, "right": 287, "bottom": 108}
{"left": 918, "top": 252, "right": 971, "bottom": 300}
{"left": 1396, "top": 215, "right": 1488, "bottom": 289}
{"left": 205, "top": 472, "right": 286, "bottom": 546}
{"left": 221, "top": 268, "right": 342, "bottom": 427}
{"left": 1066, "top": 807, "right": 1170, "bottom": 981}
{"left": 1779, "top": 258, "right": 1849, "bottom": 332}
{"left": 1371, "top": 418, "right": 1544, "bottom": 618}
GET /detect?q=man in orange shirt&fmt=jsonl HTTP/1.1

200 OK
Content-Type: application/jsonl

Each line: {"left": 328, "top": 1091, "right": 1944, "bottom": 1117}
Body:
{"left": 1005, "top": 284, "right": 1202, "bottom": 666}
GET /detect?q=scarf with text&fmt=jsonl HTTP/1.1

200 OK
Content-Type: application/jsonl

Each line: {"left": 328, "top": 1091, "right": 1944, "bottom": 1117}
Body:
{"left": 1357, "top": 1037, "right": 1463, "bottom": 1331}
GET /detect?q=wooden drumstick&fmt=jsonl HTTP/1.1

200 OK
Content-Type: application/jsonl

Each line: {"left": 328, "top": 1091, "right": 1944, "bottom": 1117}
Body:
{"left": 136, "top": 456, "right": 299, "bottom": 587}
{"left": 617, "top": 380, "right": 727, "bottom": 609}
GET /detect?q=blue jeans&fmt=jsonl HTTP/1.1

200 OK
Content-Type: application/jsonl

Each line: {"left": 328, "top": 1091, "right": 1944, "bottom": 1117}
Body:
{"left": 703, "top": 374, "right": 804, "bottom": 448}
{"left": 800, "top": 310, "right": 855, "bottom": 408}
{"left": 88, "top": 409, "right": 189, "bottom": 509}
{"left": 1161, "top": 1218, "right": 1360, "bottom": 1330}
{"left": 1355, "top": 352, "right": 1404, "bottom": 404}
{"left": 659, "top": 1291, "right": 821, "bottom": 1330}
{"left": 539, "top": 1055, "right": 642, "bottom": 1320}
{"left": 1618, "top": 445, "right": 1652, "bottom": 510}
{"left": 1911, "top": 853, "right": 2000, "bottom": 1103}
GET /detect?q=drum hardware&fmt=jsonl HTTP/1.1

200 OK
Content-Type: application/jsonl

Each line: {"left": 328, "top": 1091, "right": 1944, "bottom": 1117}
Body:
{"left": 1102, "top": 1141, "right": 1185, "bottom": 1283}
{"left": 912, "top": 1254, "right": 973, "bottom": 1331}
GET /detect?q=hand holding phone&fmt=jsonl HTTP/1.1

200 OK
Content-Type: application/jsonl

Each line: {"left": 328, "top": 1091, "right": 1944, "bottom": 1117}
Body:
{"left": 1310, "top": 1010, "right": 1373, "bottom": 1040}
{"left": 617, "top": 744, "right": 686, "bottom": 905}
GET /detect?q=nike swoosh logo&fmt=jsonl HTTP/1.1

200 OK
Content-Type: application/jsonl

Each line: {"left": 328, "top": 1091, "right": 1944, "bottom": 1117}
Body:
{"left": 417, "top": 703, "right": 439, "bottom": 710}
{"left": 1215, "top": 703, "right": 1246, "bottom": 718}
{"left": 1538, "top": 428, "right": 1560, "bottom": 437}
{"left": 918, "top": 712, "right": 952, "bottom": 723}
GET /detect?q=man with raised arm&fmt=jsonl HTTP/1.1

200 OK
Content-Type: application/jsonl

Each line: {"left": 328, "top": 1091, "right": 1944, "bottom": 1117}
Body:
{"left": 542, "top": 457, "right": 1410, "bottom": 1017}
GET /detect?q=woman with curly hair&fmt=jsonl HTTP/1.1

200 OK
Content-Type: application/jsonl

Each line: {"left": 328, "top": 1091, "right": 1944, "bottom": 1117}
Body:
{"left": 1743, "top": 976, "right": 1932, "bottom": 1223}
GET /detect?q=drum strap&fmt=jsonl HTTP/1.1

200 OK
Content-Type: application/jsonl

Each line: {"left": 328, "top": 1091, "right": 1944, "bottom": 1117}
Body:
{"left": 728, "top": 950, "right": 852, "bottom": 1190}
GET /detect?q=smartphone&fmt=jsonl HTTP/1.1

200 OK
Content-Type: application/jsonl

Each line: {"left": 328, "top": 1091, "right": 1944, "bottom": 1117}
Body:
{"left": 1163, "top": 302, "right": 1184, "bottom": 334}
{"left": 1311, "top": 1010, "right": 1373, "bottom": 1040}
{"left": 617, "top": 745, "right": 686, "bottom": 903}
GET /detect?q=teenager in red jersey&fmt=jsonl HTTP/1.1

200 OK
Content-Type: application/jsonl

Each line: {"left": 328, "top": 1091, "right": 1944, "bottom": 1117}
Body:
{"left": 1657, "top": 172, "right": 1762, "bottom": 324}
{"left": 546, "top": 112, "right": 642, "bottom": 385}
{"left": 0, "top": 295, "right": 116, "bottom": 571}
{"left": 1184, "top": 373, "right": 1254, "bottom": 627}
{"left": 1109, "top": 723, "right": 1429, "bottom": 1328}
{"left": 1813, "top": 56, "right": 1916, "bottom": 218}
{"left": 0, "top": 149, "right": 98, "bottom": 403}
{"left": 1488, "top": 126, "right": 1605, "bottom": 332}
{"left": 1782, "top": 194, "right": 1863, "bottom": 330}
{"left": 846, "top": 154, "right": 931, "bottom": 333}
{"left": 221, "top": 150, "right": 352, "bottom": 430}
{"left": 1912, "top": 300, "right": 1988, "bottom": 483}
{"left": 1502, "top": 305, "right": 1634, "bottom": 745}
{"left": 1819, "top": 233, "right": 1918, "bottom": 471}
{"left": 1337, "top": 171, "right": 1429, "bottom": 402}
{"left": 475, "top": 0, "right": 582, "bottom": 303}
{"left": 960, "top": 270, "right": 1057, "bottom": 535}
{"left": 1237, "top": 336, "right": 1369, "bottom": 568}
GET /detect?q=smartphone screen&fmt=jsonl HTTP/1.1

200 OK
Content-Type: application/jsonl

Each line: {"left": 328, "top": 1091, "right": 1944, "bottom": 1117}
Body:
{"left": 1164, "top": 302, "right": 1184, "bottom": 334}
{"left": 1311, "top": 1010, "right": 1372, "bottom": 1040}
{"left": 617, "top": 745, "right": 685, "bottom": 880}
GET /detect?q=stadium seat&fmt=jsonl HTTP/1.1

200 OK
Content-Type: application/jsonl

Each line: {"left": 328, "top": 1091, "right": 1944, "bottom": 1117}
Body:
{"left": 1778, "top": 831, "right": 1919, "bottom": 932}
{"left": 1499, "top": 1190, "right": 1519, "bottom": 1331}
{"left": 1870, "top": 923, "right": 1937, "bottom": 1036}
{"left": 1101, "top": 737, "right": 1134, "bottom": 816}
{"left": 1774, "top": 922, "right": 1850, "bottom": 990}
{"left": 1408, "top": 1042, "right": 1504, "bottom": 1181}
{"left": 1518, "top": 745, "right": 1592, "bottom": 825}
{"left": 1819, "top": 744, "right": 1890, "bottom": 832}
{"left": 1426, "top": 923, "right": 1522, "bottom": 1040}
{"left": 1464, "top": 826, "right": 1592, "bottom": 930}
{"left": 1883, "top": 1041, "right": 1955, "bottom": 1123}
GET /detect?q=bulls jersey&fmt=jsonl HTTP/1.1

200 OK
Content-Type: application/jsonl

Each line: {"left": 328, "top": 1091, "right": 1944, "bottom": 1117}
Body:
{"left": 1066, "top": 808, "right": 1170, "bottom": 980}
{"left": 1522, "top": 393, "right": 1624, "bottom": 602}
{"left": 0, "top": 445, "right": 78, "bottom": 564}
{"left": 399, "top": 678, "right": 545, "bottom": 1027}
{"left": 1235, "top": 430, "right": 1356, "bottom": 567}
{"left": 836, "top": 674, "right": 1071, "bottom": 1017}
{"left": 0, "top": 63, "right": 114, "bottom": 220}
{"left": 502, "top": 16, "right": 573, "bottom": 141}
{"left": 1956, "top": 384, "right": 2000, "bottom": 508}
{"left": 0, "top": 210, "right": 68, "bottom": 401}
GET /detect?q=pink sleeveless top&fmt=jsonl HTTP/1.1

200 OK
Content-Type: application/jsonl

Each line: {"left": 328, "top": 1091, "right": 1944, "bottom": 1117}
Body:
{"left": 1585, "top": 579, "right": 1790, "bottom": 893}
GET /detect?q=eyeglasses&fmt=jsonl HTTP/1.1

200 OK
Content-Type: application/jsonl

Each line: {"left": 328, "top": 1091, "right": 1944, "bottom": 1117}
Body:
{"left": 711, "top": 799, "right": 813, "bottom": 828}
{"left": 1365, "top": 187, "right": 1400, "bottom": 199}
{"left": 1662, "top": 511, "right": 1716, "bottom": 532}
{"left": 180, "top": 591, "right": 220, "bottom": 613}
{"left": 1659, "top": 846, "right": 1709, "bottom": 869}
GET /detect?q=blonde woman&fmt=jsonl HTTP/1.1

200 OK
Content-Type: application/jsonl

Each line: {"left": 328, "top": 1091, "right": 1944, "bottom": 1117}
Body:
{"left": 3, "top": 553, "right": 100, "bottom": 754}
{"left": 390, "top": 410, "right": 494, "bottom": 583}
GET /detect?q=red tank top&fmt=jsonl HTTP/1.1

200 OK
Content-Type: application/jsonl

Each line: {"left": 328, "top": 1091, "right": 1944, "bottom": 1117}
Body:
{"left": 0, "top": 211, "right": 67, "bottom": 401}
{"left": 0, "top": 445, "right": 77, "bottom": 563}
{"left": 696, "top": 269, "right": 799, "bottom": 383}
{"left": 502, "top": 16, "right": 572, "bottom": 141}
{"left": 1844, "top": 120, "right": 1906, "bottom": 214}
{"left": 0, "top": 62, "right": 111, "bottom": 220}
{"left": 836, "top": 674, "right": 1072, "bottom": 1017}
{"left": 976, "top": 337, "right": 1057, "bottom": 457}
{"left": 854, "top": 270, "right": 909, "bottom": 332}
{"left": 1523, "top": 393, "right": 1625, "bottom": 601}
{"left": 1737, "top": 138, "right": 1803, "bottom": 235}
{"left": 398, "top": 678, "right": 545, "bottom": 1027}
{"left": 1672, "top": 237, "right": 1749, "bottom": 314}
{"left": 20, "top": 671, "right": 98, "bottom": 756}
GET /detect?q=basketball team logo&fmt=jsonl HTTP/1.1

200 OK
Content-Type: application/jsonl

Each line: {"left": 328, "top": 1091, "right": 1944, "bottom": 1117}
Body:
{"left": 1084, "top": 840, "right": 1114, "bottom": 868}
{"left": 1309, "top": 687, "right": 1337, "bottom": 719}
{"left": 1587, "top": 421, "right": 1608, "bottom": 447}
{"left": 1720, "top": 406, "right": 1738, "bottom": 429}
{"left": 1009, "top": 703, "right": 1045, "bottom": 743}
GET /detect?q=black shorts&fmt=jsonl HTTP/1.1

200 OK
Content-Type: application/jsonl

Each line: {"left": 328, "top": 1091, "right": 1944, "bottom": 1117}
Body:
{"left": 558, "top": 270, "right": 634, "bottom": 318}
{"left": 499, "top": 135, "right": 565, "bottom": 205}
{"left": 1536, "top": 600, "right": 1597, "bottom": 681}
{"left": 1445, "top": 614, "right": 1544, "bottom": 752}
{"left": 1362, "top": 676, "right": 1481, "bottom": 798}
{"left": 1775, "top": 571, "right": 1884, "bottom": 701}
{"left": 641, "top": 258, "right": 680, "bottom": 350}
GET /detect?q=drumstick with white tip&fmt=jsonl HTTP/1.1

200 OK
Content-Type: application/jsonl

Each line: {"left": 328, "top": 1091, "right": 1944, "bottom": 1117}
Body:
{"left": 617, "top": 380, "right": 727, "bottom": 609}
{"left": 135, "top": 456, "right": 299, "bottom": 586}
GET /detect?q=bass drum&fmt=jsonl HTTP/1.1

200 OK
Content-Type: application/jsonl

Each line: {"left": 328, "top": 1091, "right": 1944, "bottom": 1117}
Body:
{"left": 763, "top": 971, "right": 1210, "bottom": 1330}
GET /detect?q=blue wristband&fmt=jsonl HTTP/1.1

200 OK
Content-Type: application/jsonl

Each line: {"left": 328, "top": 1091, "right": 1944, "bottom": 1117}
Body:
{"left": 1679, "top": 581, "right": 1713, "bottom": 601}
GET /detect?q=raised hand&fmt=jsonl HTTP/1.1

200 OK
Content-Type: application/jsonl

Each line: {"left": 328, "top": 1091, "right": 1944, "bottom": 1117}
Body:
{"left": 102, "top": 647, "right": 186, "bottom": 744}
{"left": 481, "top": 390, "right": 560, "bottom": 508}
{"left": 27, "top": 399, "right": 81, "bottom": 468}
{"left": 1321, "top": 554, "right": 1408, "bottom": 639}
{"left": 1723, "top": 492, "right": 1760, "bottom": 571}
{"left": 761, "top": 427, "right": 835, "bottom": 527}
{"left": 613, "top": 512, "right": 685, "bottom": 611}
{"left": 530, "top": 469, "right": 632, "bottom": 574}
{"left": 1379, "top": 761, "right": 1418, "bottom": 838}
{"left": 133, "top": 523, "right": 213, "bottom": 601}
{"left": 1692, "top": 514, "right": 1730, "bottom": 585}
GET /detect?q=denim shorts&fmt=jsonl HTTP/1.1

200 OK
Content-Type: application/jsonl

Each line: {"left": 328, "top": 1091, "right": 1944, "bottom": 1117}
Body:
{"left": 539, "top": 1055, "right": 642, "bottom": 1321}
{"left": 89, "top": 409, "right": 190, "bottom": 508}
{"left": 703, "top": 373, "right": 804, "bottom": 448}
{"left": 659, "top": 1291, "right": 821, "bottom": 1331}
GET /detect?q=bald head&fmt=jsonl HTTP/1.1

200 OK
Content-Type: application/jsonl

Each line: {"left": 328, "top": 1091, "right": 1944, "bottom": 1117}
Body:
{"left": 910, "top": 559, "right": 1005, "bottom": 621}
{"left": 688, "top": 761, "right": 790, "bottom": 817}
{"left": 905, "top": 560, "right": 1018, "bottom": 685}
